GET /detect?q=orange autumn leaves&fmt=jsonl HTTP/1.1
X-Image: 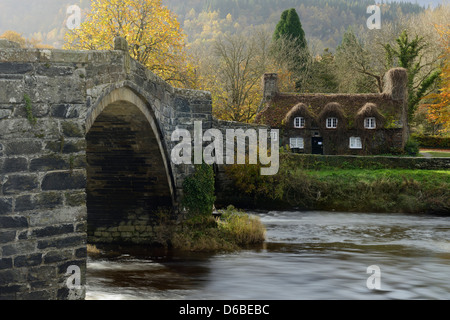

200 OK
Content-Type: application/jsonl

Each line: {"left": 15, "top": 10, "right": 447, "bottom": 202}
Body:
{"left": 423, "top": 24, "right": 450, "bottom": 133}
{"left": 64, "top": 0, "right": 194, "bottom": 87}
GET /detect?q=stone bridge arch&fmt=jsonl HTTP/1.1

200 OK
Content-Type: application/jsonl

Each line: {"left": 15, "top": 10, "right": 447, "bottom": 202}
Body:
{"left": 0, "top": 37, "right": 271, "bottom": 300}
{"left": 85, "top": 86, "right": 176, "bottom": 244}
{"left": 0, "top": 38, "right": 215, "bottom": 300}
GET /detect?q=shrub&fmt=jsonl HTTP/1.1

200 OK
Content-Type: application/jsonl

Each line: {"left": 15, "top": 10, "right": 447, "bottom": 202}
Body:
{"left": 218, "top": 206, "right": 266, "bottom": 246}
{"left": 404, "top": 138, "right": 420, "bottom": 156}
{"left": 181, "top": 163, "right": 216, "bottom": 217}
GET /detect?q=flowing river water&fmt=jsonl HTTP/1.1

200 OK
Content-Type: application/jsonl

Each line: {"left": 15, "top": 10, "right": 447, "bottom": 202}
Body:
{"left": 86, "top": 211, "right": 450, "bottom": 300}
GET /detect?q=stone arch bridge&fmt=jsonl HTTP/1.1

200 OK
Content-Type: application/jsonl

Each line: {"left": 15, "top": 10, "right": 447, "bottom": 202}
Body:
{"left": 0, "top": 38, "right": 263, "bottom": 299}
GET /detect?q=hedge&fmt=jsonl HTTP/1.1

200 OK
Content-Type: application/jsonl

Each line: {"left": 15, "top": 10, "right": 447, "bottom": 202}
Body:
{"left": 411, "top": 134, "right": 450, "bottom": 149}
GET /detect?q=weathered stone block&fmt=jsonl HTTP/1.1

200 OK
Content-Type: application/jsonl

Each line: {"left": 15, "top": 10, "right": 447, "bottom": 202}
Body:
{"left": 43, "top": 250, "right": 73, "bottom": 264}
{"left": 61, "top": 122, "right": 84, "bottom": 138}
{"left": 37, "top": 235, "right": 86, "bottom": 250}
{"left": 0, "top": 217, "right": 28, "bottom": 229}
{"left": 0, "top": 230, "right": 15, "bottom": 244}
{"left": 174, "top": 97, "right": 190, "bottom": 112}
{"left": 1, "top": 157, "right": 28, "bottom": 173}
{"left": 4, "top": 140, "right": 42, "bottom": 156}
{"left": 36, "top": 64, "right": 74, "bottom": 77}
{"left": 1, "top": 240, "right": 35, "bottom": 256}
{"left": 29, "top": 206, "right": 86, "bottom": 227}
{"left": 33, "top": 76, "right": 85, "bottom": 104}
{"left": 14, "top": 253, "right": 43, "bottom": 268}
{"left": 0, "top": 108, "right": 12, "bottom": 119}
{"left": 31, "top": 224, "right": 74, "bottom": 238}
{"left": 0, "top": 198, "right": 13, "bottom": 215}
{"left": 13, "top": 103, "right": 50, "bottom": 118}
{"left": 0, "top": 63, "right": 33, "bottom": 74}
{"left": 50, "top": 104, "right": 80, "bottom": 118}
{"left": 65, "top": 191, "right": 86, "bottom": 207}
{"left": 41, "top": 171, "right": 86, "bottom": 191}
{"left": 0, "top": 258, "right": 13, "bottom": 270}
{"left": 30, "top": 155, "right": 68, "bottom": 172}
{"left": 3, "top": 174, "right": 38, "bottom": 195}
{"left": 0, "top": 269, "right": 26, "bottom": 286}
{"left": 14, "top": 195, "right": 33, "bottom": 212}
{"left": 0, "top": 119, "right": 58, "bottom": 140}
{"left": 0, "top": 80, "right": 25, "bottom": 104}
{"left": 75, "top": 222, "right": 87, "bottom": 233}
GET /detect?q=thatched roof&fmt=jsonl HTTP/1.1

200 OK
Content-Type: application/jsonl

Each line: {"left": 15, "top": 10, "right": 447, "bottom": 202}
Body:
{"left": 283, "top": 103, "right": 316, "bottom": 128}
{"left": 355, "top": 103, "right": 385, "bottom": 130}
{"left": 255, "top": 92, "right": 402, "bottom": 128}
{"left": 317, "top": 102, "right": 346, "bottom": 129}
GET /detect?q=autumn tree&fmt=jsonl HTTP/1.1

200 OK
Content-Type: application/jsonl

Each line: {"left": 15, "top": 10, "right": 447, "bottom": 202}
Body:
{"left": 422, "top": 24, "right": 450, "bottom": 134}
{"left": 334, "top": 28, "right": 381, "bottom": 93}
{"left": 207, "top": 33, "right": 267, "bottom": 123}
{"left": 64, "top": 0, "right": 194, "bottom": 87}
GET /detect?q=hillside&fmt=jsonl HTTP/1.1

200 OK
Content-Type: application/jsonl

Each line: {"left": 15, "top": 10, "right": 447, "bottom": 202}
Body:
{"left": 0, "top": 0, "right": 430, "bottom": 49}
{"left": 166, "top": 0, "right": 426, "bottom": 49}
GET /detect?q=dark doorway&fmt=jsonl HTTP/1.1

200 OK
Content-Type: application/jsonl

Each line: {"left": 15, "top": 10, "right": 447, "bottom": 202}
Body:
{"left": 311, "top": 137, "right": 324, "bottom": 155}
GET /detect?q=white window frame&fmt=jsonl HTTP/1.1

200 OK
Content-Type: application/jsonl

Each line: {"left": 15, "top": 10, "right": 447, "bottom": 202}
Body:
{"left": 364, "top": 117, "right": 376, "bottom": 129}
{"left": 270, "top": 131, "right": 278, "bottom": 141}
{"left": 326, "top": 117, "right": 338, "bottom": 129}
{"left": 290, "top": 137, "right": 304, "bottom": 149}
{"left": 294, "top": 117, "right": 305, "bottom": 128}
{"left": 349, "top": 137, "right": 362, "bottom": 149}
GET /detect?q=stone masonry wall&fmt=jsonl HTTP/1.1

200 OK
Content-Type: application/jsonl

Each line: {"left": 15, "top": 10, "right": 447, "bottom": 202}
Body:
{"left": 0, "top": 38, "right": 213, "bottom": 300}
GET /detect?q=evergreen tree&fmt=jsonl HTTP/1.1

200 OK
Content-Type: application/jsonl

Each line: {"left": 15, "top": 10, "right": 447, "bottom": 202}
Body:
{"left": 272, "top": 8, "right": 310, "bottom": 91}
{"left": 273, "top": 8, "right": 307, "bottom": 50}
{"left": 384, "top": 30, "right": 441, "bottom": 121}
{"left": 304, "top": 49, "right": 339, "bottom": 93}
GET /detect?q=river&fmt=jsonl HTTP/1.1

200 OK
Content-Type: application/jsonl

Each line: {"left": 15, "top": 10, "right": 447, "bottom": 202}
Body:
{"left": 86, "top": 211, "right": 450, "bottom": 300}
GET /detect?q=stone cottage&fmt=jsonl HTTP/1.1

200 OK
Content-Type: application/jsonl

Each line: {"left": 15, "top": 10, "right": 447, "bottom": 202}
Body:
{"left": 255, "top": 68, "right": 409, "bottom": 155}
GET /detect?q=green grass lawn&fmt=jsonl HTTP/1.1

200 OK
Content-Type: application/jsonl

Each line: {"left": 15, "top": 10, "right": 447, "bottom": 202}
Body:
{"left": 225, "top": 156, "right": 450, "bottom": 214}
{"left": 420, "top": 149, "right": 450, "bottom": 158}
{"left": 422, "top": 151, "right": 450, "bottom": 158}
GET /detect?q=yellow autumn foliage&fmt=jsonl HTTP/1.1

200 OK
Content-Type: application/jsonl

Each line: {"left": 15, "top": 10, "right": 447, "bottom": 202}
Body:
{"left": 63, "top": 0, "right": 195, "bottom": 87}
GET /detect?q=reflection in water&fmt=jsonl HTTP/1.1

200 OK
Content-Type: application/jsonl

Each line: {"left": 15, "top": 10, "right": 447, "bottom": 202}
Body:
{"left": 86, "top": 211, "right": 450, "bottom": 300}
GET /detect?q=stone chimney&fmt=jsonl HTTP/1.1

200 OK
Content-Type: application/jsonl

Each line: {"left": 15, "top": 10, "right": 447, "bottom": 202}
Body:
{"left": 114, "top": 36, "right": 128, "bottom": 51}
{"left": 383, "top": 68, "right": 408, "bottom": 101}
{"left": 262, "top": 73, "right": 279, "bottom": 101}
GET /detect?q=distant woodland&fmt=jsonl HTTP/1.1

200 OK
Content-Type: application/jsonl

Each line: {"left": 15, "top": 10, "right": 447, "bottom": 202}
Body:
{"left": 0, "top": 0, "right": 433, "bottom": 49}
{"left": 1, "top": 0, "right": 448, "bottom": 133}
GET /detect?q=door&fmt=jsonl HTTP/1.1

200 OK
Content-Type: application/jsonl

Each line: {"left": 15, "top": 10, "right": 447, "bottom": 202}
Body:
{"left": 311, "top": 137, "right": 323, "bottom": 155}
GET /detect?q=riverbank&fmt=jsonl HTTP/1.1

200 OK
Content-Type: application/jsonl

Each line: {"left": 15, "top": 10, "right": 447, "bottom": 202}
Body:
{"left": 88, "top": 207, "right": 266, "bottom": 254}
{"left": 219, "top": 153, "right": 450, "bottom": 214}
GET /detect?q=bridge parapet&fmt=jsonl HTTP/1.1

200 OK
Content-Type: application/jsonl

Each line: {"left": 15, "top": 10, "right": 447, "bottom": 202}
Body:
{"left": 0, "top": 38, "right": 214, "bottom": 299}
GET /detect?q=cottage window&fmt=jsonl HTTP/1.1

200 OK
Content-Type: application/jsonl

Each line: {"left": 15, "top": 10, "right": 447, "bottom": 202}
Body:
{"left": 364, "top": 117, "right": 376, "bottom": 129}
{"left": 326, "top": 117, "right": 338, "bottom": 129}
{"left": 290, "top": 137, "right": 304, "bottom": 149}
{"left": 270, "top": 131, "right": 278, "bottom": 141}
{"left": 294, "top": 117, "right": 305, "bottom": 128}
{"left": 349, "top": 137, "right": 362, "bottom": 149}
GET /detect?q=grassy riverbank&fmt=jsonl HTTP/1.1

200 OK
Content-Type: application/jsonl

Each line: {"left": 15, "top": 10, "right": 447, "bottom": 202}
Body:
{"left": 223, "top": 154, "right": 450, "bottom": 214}
{"left": 170, "top": 206, "right": 266, "bottom": 251}
{"left": 170, "top": 163, "right": 266, "bottom": 252}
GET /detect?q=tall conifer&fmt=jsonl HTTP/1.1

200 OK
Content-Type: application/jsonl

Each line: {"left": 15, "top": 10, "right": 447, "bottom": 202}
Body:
{"left": 272, "top": 8, "right": 310, "bottom": 91}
